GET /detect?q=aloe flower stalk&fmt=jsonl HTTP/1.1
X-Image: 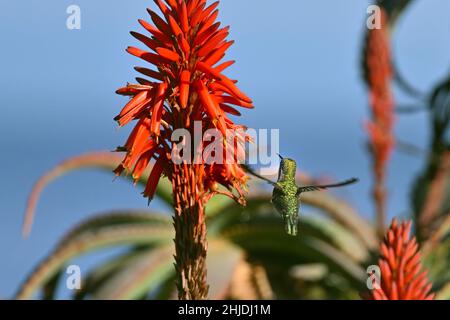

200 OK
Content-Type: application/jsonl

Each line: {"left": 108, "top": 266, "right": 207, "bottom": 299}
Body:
{"left": 363, "top": 8, "right": 395, "bottom": 236}
{"left": 367, "top": 219, "right": 435, "bottom": 300}
{"left": 114, "top": 0, "right": 253, "bottom": 299}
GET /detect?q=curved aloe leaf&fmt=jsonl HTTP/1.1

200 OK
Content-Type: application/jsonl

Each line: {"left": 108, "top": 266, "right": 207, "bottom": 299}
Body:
{"left": 209, "top": 192, "right": 377, "bottom": 252}
{"left": 423, "top": 214, "right": 450, "bottom": 253}
{"left": 207, "top": 194, "right": 271, "bottom": 236}
{"left": 76, "top": 240, "right": 244, "bottom": 300}
{"left": 301, "top": 216, "right": 369, "bottom": 263}
{"left": 42, "top": 270, "right": 63, "bottom": 300}
{"left": 301, "top": 192, "right": 378, "bottom": 250}
{"left": 222, "top": 223, "right": 366, "bottom": 289}
{"left": 74, "top": 248, "right": 155, "bottom": 300}
{"left": 15, "top": 223, "right": 172, "bottom": 299}
{"left": 91, "top": 245, "right": 174, "bottom": 300}
{"left": 22, "top": 152, "right": 173, "bottom": 236}
{"left": 59, "top": 211, "right": 171, "bottom": 245}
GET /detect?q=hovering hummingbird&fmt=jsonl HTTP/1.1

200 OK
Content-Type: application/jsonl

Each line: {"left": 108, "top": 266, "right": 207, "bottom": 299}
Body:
{"left": 243, "top": 155, "right": 358, "bottom": 236}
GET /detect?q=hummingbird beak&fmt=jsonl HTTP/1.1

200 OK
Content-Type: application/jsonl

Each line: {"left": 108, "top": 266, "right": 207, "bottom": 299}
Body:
{"left": 277, "top": 153, "right": 284, "bottom": 160}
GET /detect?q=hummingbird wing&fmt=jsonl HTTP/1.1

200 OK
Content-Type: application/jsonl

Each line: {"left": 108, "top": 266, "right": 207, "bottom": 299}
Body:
{"left": 296, "top": 178, "right": 359, "bottom": 196}
{"left": 241, "top": 164, "right": 278, "bottom": 186}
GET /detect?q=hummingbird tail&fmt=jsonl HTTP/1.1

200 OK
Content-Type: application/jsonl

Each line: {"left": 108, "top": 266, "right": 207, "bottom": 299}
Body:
{"left": 283, "top": 215, "right": 298, "bottom": 236}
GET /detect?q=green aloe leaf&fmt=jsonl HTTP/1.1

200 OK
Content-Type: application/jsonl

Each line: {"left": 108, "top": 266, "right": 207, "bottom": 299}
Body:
{"left": 209, "top": 192, "right": 376, "bottom": 252}
{"left": 41, "top": 270, "right": 63, "bottom": 300}
{"left": 301, "top": 216, "right": 369, "bottom": 263}
{"left": 22, "top": 152, "right": 173, "bottom": 236}
{"left": 73, "top": 247, "right": 158, "bottom": 300}
{"left": 91, "top": 245, "right": 174, "bottom": 300}
{"left": 221, "top": 220, "right": 367, "bottom": 290}
{"left": 15, "top": 223, "right": 173, "bottom": 300}
{"left": 301, "top": 192, "right": 378, "bottom": 250}
{"left": 59, "top": 211, "right": 171, "bottom": 245}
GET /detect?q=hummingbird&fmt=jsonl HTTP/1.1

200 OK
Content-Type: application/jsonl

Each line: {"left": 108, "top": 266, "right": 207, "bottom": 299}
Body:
{"left": 243, "top": 155, "right": 358, "bottom": 236}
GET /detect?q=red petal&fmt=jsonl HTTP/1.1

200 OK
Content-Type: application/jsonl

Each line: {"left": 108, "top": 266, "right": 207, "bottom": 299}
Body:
{"left": 195, "top": 80, "right": 219, "bottom": 119}
{"left": 190, "top": 2, "right": 207, "bottom": 27}
{"left": 196, "top": 61, "right": 252, "bottom": 103}
{"left": 115, "top": 90, "right": 152, "bottom": 126}
{"left": 195, "top": 80, "right": 227, "bottom": 134}
{"left": 143, "top": 158, "right": 165, "bottom": 199}
{"left": 215, "top": 94, "right": 254, "bottom": 109}
{"left": 214, "top": 60, "right": 235, "bottom": 72}
{"left": 153, "top": 0, "right": 170, "bottom": 18}
{"left": 156, "top": 47, "right": 181, "bottom": 62}
{"left": 194, "top": 22, "right": 221, "bottom": 46}
{"left": 135, "top": 67, "right": 164, "bottom": 81}
{"left": 138, "top": 19, "right": 172, "bottom": 45}
{"left": 168, "top": 15, "right": 183, "bottom": 37}
{"left": 204, "top": 41, "right": 234, "bottom": 66}
{"left": 196, "top": 3, "right": 219, "bottom": 28}
{"left": 179, "top": 1, "right": 189, "bottom": 33}
{"left": 130, "top": 31, "right": 159, "bottom": 52}
{"left": 127, "top": 46, "right": 170, "bottom": 65}
{"left": 148, "top": 10, "right": 172, "bottom": 36}
{"left": 220, "top": 103, "right": 241, "bottom": 116}
{"left": 164, "top": 0, "right": 178, "bottom": 10}
{"left": 197, "top": 10, "right": 219, "bottom": 36}
{"left": 151, "top": 83, "right": 168, "bottom": 135}
{"left": 180, "top": 70, "right": 191, "bottom": 108}
{"left": 116, "top": 86, "right": 143, "bottom": 96}
{"left": 132, "top": 147, "right": 158, "bottom": 181}
{"left": 198, "top": 28, "right": 229, "bottom": 57}
{"left": 178, "top": 34, "right": 191, "bottom": 57}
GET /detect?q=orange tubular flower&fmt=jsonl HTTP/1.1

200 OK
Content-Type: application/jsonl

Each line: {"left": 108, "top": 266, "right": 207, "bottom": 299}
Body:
{"left": 364, "top": 8, "right": 394, "bottom": 234}
{"left": 114, "top": 0, "right": 253, "bottom": 300}
{"left": 368, "top": 219, "right": 435, "bottom": 300}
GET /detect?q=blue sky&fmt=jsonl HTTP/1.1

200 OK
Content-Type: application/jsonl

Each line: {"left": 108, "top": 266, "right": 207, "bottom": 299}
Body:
{"left": 1, "top": 0, "right": 450, "bottom": 298}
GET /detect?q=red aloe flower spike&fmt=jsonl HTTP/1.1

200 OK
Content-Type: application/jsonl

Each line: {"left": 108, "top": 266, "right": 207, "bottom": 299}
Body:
{"left": 114, "top": 0, "right": 253, "bottom": 300}
{"left": 364, "top": 8, "right": 395, "bottom": 236}
{"left": 367, "top": 219, "right": 435, "bottom": 300}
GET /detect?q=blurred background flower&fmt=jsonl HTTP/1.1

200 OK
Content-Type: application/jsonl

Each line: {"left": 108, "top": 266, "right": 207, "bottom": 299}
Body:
{"left": 363, "top": 7, "right": 395, "bottom": 236}
{"left": 366, "top": 219, "right": 435, "bottom": 300}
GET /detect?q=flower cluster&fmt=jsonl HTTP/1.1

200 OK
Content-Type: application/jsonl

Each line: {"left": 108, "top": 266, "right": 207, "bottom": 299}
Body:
{"left": 114, "top": 0, "right": 253, "bottom": 204}
{"left": 368, "top": 219, "right": 435, "bottom": 300}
